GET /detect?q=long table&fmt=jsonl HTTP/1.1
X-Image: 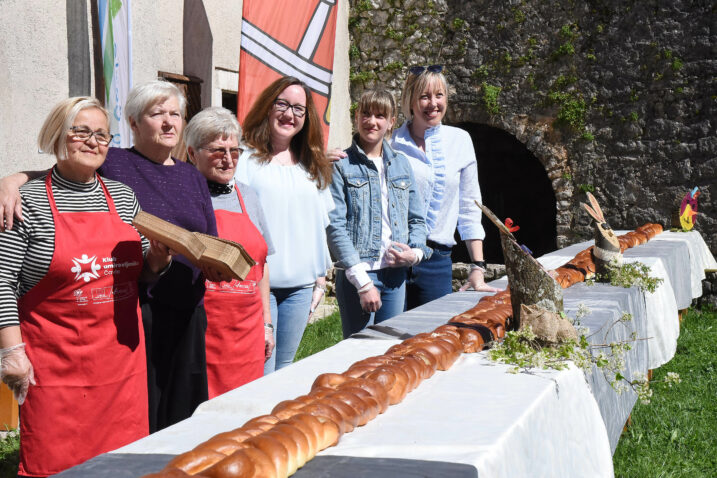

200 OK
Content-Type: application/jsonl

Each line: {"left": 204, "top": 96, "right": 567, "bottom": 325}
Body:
{"left": 59, "top": 230, "right": 716, "bottom": 477}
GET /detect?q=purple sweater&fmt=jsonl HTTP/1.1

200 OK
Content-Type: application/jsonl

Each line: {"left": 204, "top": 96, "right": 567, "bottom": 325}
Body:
{"left": 99, "top": 147, "right": 217, "bottom": 309}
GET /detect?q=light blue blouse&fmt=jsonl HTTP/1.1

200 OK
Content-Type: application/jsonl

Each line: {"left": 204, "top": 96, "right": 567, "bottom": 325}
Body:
{"left": 391, "top": 122, "right": 486, "bottom": 247}
{"left": 234, "top": 148, "right": 334, "bottom": 288}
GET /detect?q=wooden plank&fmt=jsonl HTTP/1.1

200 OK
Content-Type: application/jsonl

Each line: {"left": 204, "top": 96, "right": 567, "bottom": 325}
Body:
{"left": 133, "top": 211, "right": 256, "bottom": 281}
{"left": 66, "top": 0, "right": 91, "bottom": 96}
{"left": 0, "top": 384, "right": 18, "bottom": 429}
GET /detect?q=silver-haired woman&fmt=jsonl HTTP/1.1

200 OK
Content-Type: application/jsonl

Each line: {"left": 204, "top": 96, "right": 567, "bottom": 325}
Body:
{"left": 185, "top": 107, "right": 275, "bottom": 397}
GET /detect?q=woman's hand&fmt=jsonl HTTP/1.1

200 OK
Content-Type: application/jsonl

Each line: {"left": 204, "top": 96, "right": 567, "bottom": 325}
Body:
{"left": 145, "top": 239, "right": 173, "bottom": 274}
{"left": 0, "top": 343, "right": 35, "bottom": 405}
{"left": 459, "top": 268, "right": 503, "bottom": 293}
{"left": 201, "top": 265, "right": 227, "bottom": 283}
{"left": 359, "top": 284, "right": 382, "bottom": 313}
{"left": 264, "top": 325, "right": 275, "bottom": 361}
{"left": 326, "top": 148, "right": 347, "bottom": 163}
{"left": 385, "top": 242, "right": 417, "bottom": 268}
{"left": 308, "top": 279, "right": 326, "bottom": 320}
{"left": 0, "top": 174, "right": 26, "bottom": 232}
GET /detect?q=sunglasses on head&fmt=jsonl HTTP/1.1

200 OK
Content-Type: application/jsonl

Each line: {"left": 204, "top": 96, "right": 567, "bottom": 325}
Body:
{"left": 408, "top": 65, "right": 444, "bottom": 76}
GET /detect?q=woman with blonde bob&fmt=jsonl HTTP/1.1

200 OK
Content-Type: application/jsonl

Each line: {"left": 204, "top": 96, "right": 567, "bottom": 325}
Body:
{"left": 391, "top": 66, "right": 500, "bottom": 309}
{"left": 235, "top": 76, "right": 334, "bottom": 372}
{"left": 185, "top": 107, "right": 276, "bottom": 397}
{"left": 0, "top": 80, "right": 219, "bottom": 432}
{"left": 0, "top": 97, "right": 170, "bottom": 476}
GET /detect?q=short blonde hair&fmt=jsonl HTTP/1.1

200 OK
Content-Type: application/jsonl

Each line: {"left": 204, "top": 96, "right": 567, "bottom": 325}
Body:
{"left": 184, "top": 107, "right": 242, "bottom": 152}
{"left": 400, "top": 71, "right": 448, "bottom": 119}
{"left": 355, "top": 89, "right": 397, "bottom": 137}
{"left": 125, "top": 80, "right": 187, "bottom": 124}
{"left": 37, "top": 97, "right": 109, "bottom": 160}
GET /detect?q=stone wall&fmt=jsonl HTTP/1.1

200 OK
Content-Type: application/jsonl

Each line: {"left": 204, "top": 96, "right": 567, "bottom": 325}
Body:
{"left": 348, "top": 0, "right": 716, "bottom": 254}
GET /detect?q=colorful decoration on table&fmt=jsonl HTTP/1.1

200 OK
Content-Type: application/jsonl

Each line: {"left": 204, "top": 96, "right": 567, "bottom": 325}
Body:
{"left": 679, "top": 187, "right": 699, "bottom": 231}
{"left": 504, "top": 218, "right": 520, "bottom": 233}
{"left": 581, "top": 192, "right": 622, "bottom": 276}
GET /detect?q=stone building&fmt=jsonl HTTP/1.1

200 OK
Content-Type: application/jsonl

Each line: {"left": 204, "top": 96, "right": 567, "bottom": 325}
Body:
{"left": 348, "top": 0, "right": 716, "bottom": 259}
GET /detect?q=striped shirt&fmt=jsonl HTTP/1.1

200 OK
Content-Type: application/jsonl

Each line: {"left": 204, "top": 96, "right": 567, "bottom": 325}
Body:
{"left": 0, "top": 168, "right": 147, "bottom": 328}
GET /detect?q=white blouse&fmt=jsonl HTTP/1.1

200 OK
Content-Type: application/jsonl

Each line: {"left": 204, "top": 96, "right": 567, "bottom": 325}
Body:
{"left": 235, "top": 148, "right": 334, "bottom": 288}
{"left": 392, "top": 122, "right": 486, "bottom": 247}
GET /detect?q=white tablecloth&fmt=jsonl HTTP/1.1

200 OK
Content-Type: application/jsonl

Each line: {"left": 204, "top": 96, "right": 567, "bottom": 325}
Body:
{"left": 104, "top": 230, "right": 714, "bottom": 476}
{"left": 114, "top": 338, "right": 614, "bottom": 477}
{"left": 535, "top": 230, "right": 715, "bottom": 369}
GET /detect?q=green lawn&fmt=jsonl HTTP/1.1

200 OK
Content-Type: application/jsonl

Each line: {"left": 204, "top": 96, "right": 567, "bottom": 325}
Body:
{"left": 1, "top": 306, "right": 714, "bottom": 477}
{"left": 294, "top": 311, "right": 343, "bottom": 362}
{"left": 612, "top": 305, "right": 717, "bottom": 477}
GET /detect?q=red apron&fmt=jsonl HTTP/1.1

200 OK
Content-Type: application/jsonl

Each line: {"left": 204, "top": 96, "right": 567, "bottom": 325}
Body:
{"left": 205, "top": 187, "right": 268, "bottom": 399}
{"left": 17, "top": 174, "right": 148, "bottom": 477}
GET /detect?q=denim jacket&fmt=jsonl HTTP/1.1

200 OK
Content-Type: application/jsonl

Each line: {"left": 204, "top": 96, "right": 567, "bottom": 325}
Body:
{"left": 327, "top": 137, "right": 431, "bottom": 269}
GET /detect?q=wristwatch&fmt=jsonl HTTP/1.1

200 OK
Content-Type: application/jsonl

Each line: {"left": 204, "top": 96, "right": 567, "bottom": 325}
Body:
{"left": 470, "top": 260, "right": 487, "bottom": 272}
{"left": 264, "top": 323, "right": 274, "bottom": 330}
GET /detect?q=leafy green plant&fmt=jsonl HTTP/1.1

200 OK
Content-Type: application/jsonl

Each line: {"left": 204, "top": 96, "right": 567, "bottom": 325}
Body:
{"left": 578, "top": 183, "right": 595, "bottom": 193}
{"left": 586, "top": 260, "right": 664, "bottom": 294}
{"left": 385, "top": 28, "right": 404, "bottom": 42}
{"left": 489, "top": 305, "right": 677, "bottom": 404}
{"left": 0, "top": 429, "right": 19, "bottom": 477}
{"left": 554, "top": 74, "right": 577, "bottom": 90}
{"left": 671, "top": 58, "right": 683, "bottom": 71}
{"left": 354, "top": 0, "right": 371, "bottom": 13}
{"left": 471, "top": 65, "right": 489, "bottom": 80}
{"left": 452, "top": 18, "right": 466, "bottom": 30}
{"left": 349, "top": 69, "right": 376, "bottom": 84}
{"left": 549, "top": 91, "right": 587, "bottom": 130}
{"left": 481, "top": 82, "right": 502, "bottom": 115}
{"left": 581, "top": 132, "right": 595, "bottom": 141}
{"left": 383, "top": 61, "right": 404, "bottom": 72}
{"left": 554, "top": 42, "right": 575, "bottom": 57}
{"left": 349, "top": 44, "right": 360, "bottom": 60}
{"left": 512, "top": 8, "right": 526, "bottom": 23}
{"left": 629, "top": 111, "right": 639, "bottom": 122}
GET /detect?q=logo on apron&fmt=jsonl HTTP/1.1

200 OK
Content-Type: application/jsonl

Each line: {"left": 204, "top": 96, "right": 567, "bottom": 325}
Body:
{"left": 71, "top": 254, "right": 101, "bottom": 282}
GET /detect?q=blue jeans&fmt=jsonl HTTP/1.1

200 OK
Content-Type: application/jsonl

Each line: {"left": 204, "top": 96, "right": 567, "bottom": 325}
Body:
{"left": 335, "top": 268, "right": 407, "bottom": 339}
{"left": 406, "top": 245, "right": 453, "bottom": 310}
{"left": 263, "top": 286, "right": 313, "bottom": 374}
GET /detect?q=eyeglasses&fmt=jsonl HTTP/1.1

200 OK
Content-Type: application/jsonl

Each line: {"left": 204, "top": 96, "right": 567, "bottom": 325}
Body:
{"left": 273, "top": 99, "right": 307, "bottom": 118}
{"left": 199, "top": 146, "right": 242, "bottom": 159}
{"left": 68, "top": 126, "right": 114, "bottom": 146}
{"left": 408, "top": 65, "right": 444, "bottom": 76}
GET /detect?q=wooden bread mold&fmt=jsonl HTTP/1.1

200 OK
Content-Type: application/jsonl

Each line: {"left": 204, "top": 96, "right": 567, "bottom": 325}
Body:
{"left": 133, "top": 211, "right": 256, "bottom": 281}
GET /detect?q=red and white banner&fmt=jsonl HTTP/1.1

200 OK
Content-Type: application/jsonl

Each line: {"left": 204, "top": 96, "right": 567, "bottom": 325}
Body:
{"left": 238, "top": 0, "right": 338, "bottom": 145}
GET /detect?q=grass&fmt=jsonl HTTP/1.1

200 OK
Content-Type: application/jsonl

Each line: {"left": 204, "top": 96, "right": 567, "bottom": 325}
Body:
{"left": 613, "top": 305, "right": 717, "bottom": 477}
{"left": 1, "top": 306, "right": 713, "bottom": 476}
{"left": 294, "top": 311, "right": 343, "bottom": 362}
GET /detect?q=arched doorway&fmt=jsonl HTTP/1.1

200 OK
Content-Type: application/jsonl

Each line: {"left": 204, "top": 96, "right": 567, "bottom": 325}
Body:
{"left": 451, "top": 123, "right": 558, "bottom": 264}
